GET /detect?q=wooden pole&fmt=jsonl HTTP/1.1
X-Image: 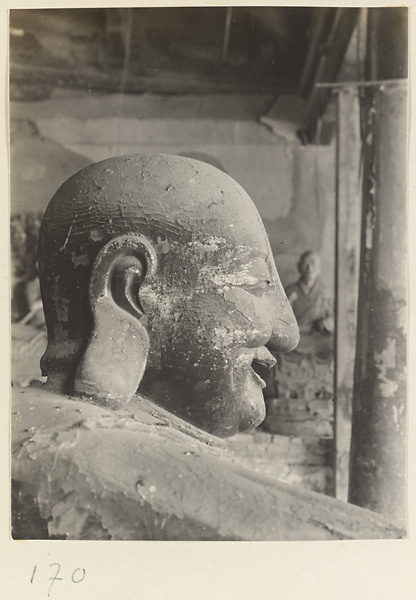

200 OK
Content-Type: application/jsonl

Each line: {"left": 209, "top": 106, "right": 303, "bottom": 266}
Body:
{"left": 334, "top": 86, "right": 362, "bottom": 501}
{"left": 348, "top": 7, "right": 408, "bottom": 526}
{"left": 348, "top": 81, "right": 407, "bottom": 525}
{"left": 302, "top": 8, "right": 360, "bottom": 143}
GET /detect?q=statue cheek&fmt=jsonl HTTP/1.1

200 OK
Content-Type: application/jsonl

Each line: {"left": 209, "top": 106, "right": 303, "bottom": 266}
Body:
{"left": 222, "top": 287, "right": 272, "bottom": 343}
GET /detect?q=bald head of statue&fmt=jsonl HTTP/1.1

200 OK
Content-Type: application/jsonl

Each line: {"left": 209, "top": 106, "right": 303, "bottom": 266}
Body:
{"left": 38, "top": 154, "right": 299, "bottom": 438}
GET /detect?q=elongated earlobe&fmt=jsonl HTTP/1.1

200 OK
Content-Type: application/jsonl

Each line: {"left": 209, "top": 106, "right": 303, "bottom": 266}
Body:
{"left": 73, "top": 234, "right": 157, "bottom": 408}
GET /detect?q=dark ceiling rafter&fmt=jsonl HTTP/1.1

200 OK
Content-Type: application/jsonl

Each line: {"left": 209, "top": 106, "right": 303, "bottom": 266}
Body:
{"left": 9, "top": 7, "right": 312, "bottom": 98}
{"left": 298, "top": 8, "right": 361, "bottom": 144}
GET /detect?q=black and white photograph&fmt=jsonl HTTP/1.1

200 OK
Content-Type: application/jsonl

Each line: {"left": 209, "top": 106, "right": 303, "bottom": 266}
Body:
{"left": 4, "top": 1, "right": 414, "bottom": 597}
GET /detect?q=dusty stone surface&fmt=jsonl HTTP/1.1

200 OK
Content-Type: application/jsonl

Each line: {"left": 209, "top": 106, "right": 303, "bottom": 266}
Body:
{"left": 12, "top": 386, "right": 404, "bottom": 541}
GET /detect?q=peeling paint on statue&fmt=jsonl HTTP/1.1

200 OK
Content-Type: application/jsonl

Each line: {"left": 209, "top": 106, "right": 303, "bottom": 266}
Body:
{"left": 38, "top": 154, "right": 299, "bottom": 438}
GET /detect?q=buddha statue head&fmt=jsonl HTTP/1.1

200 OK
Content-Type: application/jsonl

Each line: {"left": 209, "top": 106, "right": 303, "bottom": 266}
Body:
{"left": 38, "top": 154, "right": 299, "bottom": 437}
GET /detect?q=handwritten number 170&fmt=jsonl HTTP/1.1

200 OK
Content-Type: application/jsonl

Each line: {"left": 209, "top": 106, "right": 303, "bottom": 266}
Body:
{"left": 30, "top": 564, "right": 86, "bottom": 597}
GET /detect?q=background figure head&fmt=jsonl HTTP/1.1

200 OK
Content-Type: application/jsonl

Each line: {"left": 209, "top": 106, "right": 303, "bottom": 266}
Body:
{"left": 38, "top": 154, "right": 299, "bottom": 437}
{"left": 298, "top": 250, "right": 321, "bottom": 287}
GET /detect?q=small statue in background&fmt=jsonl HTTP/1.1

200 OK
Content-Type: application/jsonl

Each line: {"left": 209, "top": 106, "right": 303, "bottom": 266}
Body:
{"left": 11, "top": 210, "right": 46, "bottom": 387}
{"left": 285, "top": 251, "right": 333, "bottom": 336}
{"left": 262, "top": 251, "right": 334, "bottom": 438}
{"left": 10, "top": 210, "right": 44, "bottom": 322}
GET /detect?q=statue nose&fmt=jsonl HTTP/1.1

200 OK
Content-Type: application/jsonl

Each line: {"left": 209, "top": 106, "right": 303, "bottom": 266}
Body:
{"left": 265, "top": 288, "right": 299, "bottom": 354}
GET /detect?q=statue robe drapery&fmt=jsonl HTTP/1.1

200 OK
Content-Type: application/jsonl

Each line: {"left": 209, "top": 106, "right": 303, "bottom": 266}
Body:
{"left": 285, "top": 278, "right": 332, "bottom": 334}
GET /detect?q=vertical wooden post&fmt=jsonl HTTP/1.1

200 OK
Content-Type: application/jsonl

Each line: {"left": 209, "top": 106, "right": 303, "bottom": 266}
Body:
{"left": 348, "top": 82, "right": 407, "bottom": 525}
{"left": 334, "top": 87, "right": 362, "bottom": 501}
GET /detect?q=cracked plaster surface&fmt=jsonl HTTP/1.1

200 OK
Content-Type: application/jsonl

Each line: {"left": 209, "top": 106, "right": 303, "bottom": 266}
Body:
{"left": 12, "top": 386, "right": 404, "bottom": 541}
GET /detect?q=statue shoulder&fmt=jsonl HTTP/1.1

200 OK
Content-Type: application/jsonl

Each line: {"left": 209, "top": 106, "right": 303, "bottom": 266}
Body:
{"left": 11, "top": 387, "right": 402, "bottom": 541}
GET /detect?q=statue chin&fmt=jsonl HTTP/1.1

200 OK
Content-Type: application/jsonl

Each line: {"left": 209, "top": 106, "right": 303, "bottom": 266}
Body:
{"left": 136, "top": 364, "right": 267, "bottom": 438}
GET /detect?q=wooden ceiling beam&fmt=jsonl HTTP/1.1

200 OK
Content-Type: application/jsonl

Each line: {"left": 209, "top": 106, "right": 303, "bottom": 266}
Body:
{"left": 299, "top": 8, "right": 360, "bottom": 144}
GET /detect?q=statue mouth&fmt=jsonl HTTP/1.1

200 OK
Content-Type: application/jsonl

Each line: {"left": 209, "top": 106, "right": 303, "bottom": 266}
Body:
{"left": 250, "top": 346, "right": 276, "bottom": 389}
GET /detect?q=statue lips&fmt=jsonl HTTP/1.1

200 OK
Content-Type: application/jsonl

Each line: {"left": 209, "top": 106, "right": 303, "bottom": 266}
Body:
{"left": 250, "top": 346, "right": 276, "bottom": 389}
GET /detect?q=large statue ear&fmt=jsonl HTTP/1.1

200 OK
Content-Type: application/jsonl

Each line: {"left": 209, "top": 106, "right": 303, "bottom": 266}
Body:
{"left": 73, "top": 234, "right": 157, "bottom": 408}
